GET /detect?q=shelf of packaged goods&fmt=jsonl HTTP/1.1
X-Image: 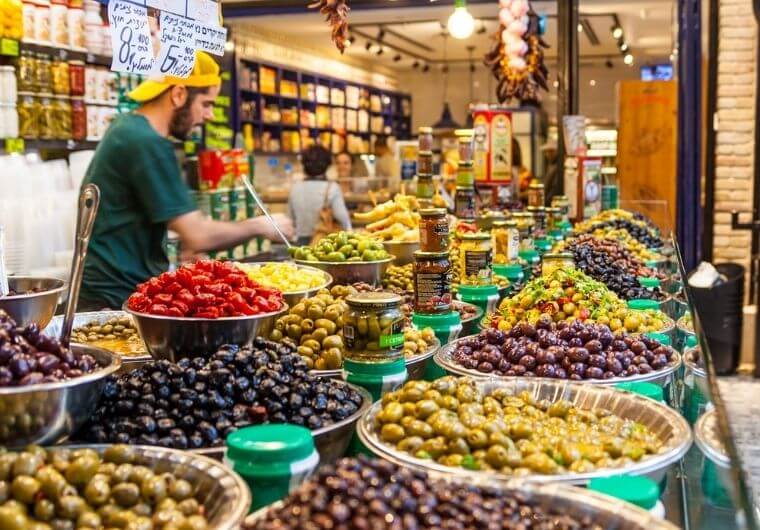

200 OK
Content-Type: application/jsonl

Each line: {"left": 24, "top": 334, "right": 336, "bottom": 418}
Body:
{"left": 16, "top": 41, "right": 111, "bottom": 66}
{"left": 1, "top": 138, "right": 99, "bottom": 153}
{"left": 587, "top": 149, "right": 617, "bottom": 157}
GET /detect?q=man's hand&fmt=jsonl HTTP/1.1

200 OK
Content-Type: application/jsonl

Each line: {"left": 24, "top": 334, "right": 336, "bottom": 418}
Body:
{"left": 253, "top": 213, "right": 295, "bottom": 242}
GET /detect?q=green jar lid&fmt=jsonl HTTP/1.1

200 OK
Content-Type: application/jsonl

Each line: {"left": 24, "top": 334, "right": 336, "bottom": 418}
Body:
{"left": 226, "top": 424, "right": 314, "bottom": 465}
{"left": 534, "top": 238, "right": 552, "bottom": 252}
{"left": 646, "top": 259, "right": 663, "bottom": 268}
{"left": 412, "top": 311, "right": 462, "bottom": 328}
{"left": 458, "top": 284, "right": 499, "bottom": 297}
{"left": 519, "top": 249, "right": 540, "bottom": 263}
{"left": 588, "top": 475, "right": 660, "bottom": 510}
{"left": 549, "top": 230, "right": 564, "bottom": 241}
{"left": 627, "top": 299, "right": 660, "bottom": 311}
{"left": 493, "top": 263, "right": 524, "bottom": 277}
{"left": 615, "top": 382, "right": 664, "bottom": 403}
{"left": 344, "top": 357, "right": 406, "bottom": 375}
{"left": 685, "top": 335, "right": 698, "bottom": 348}
{"left": 638, "top": 277, "right": 661, "bottom": 288}
{"left": 645, "top": 332, "right": 672, "bottom": 347}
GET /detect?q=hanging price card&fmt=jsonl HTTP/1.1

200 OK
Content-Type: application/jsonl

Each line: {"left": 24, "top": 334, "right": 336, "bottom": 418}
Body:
{"left": 151, "top": 11, "right": 196, "bottom": 77}
{"left": 108, "top": 0, "right": 154, "bottom": 74}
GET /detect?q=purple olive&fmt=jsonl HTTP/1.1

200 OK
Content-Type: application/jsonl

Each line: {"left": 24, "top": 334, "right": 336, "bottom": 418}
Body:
{"left": 584, "top": 340, "right": 603, "bottom": 354}
{"left": 568, "top": 337, "right": 583, "bottom": 348}
{"left": 588, "top": 354, "right": 606, "bottom": 368}
{"left": 586, "top": 367, "right": 604, "bottom": 379}
{"left": 555, "top": 367, "right": 567, "bottom": 379}
{"left": 630, "top": 341, "right": 646, "bottom": 354}
{"left": 9, "top": 354, "right": 31, "bottom": 377}
{"left": 37, "top": 354, "right": 61, "bottom": 374}
{"left": 607, "top": 359, "right": 623, "bottom": 375}
{"left": 512, "top": 365, "right": 527, "bottom": 376}
{"left": 568, "top": 347, "right": 589, "bottom": 363}
{"left": 612, "top": 340, "right": 627, "bottom": 352}
{"left": 569, "top": 362, "right": 586, "bottom": 378}
{"left": 536, "top": 364, "right": 556, "bottom": 378}
{"left": 638, "top": 364, "right": 653, "bottom": 374}
{"left": 520, "top": 322, "right": 536, "bottom": 338}
{"left": 519, "top": 355, "right": 537, "bottom": 370}
{"left": 478, "top": 362, "right": 494, "bottom": 373}
{"left": 626, "top": 365, "right": 640, "bottom": 376}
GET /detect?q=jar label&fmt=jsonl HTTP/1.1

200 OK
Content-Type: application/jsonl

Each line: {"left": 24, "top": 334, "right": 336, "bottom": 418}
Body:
{"left": 455, "top": 190, "right": 476, "bottom": 219}
{"left": 464, "top": 250, "right": 492, "bottom": 280}
{"left": 420, "top": 219, "right": 449, "bottom": 252}
{"left": 414, "top": 271, "right": 452, "bottom": 313}
{"left": 379, "top": 318, "right": 405, "bottom": 348}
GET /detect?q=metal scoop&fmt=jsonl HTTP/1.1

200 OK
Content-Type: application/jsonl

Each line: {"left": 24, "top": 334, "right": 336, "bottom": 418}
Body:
{"left": 241, "top": 175, "right": 292, "bottom": 249}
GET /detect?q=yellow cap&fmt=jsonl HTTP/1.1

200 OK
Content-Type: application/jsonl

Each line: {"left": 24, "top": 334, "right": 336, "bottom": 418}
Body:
{"left": 128, "top": 51, "right": 222, "bottom": 103}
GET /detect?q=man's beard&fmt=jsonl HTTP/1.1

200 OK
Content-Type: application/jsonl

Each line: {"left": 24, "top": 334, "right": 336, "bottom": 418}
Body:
{"left": 169, "top": 104, "right": 195, "bottom": 140}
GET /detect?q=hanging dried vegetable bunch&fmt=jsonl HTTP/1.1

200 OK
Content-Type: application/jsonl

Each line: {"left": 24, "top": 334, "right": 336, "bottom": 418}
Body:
{"left": 309, "top": 0, "right": 351, "bottom": 53}
{"left": 484, "top": 0, "right": 549, "bottom": 103}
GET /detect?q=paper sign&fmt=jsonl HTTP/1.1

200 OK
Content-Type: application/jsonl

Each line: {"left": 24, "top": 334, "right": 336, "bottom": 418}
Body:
{"left": 186, "top": 0, "right": 218, "bottom": 24}
{"left": 191, "top": 20, "right": 226, "bottom": 56}
{"left": 151, "top": 11, "right": 196, "bottom": 77}
{"left": 146, "top": 0, "right": 185, "bottom": 17}
{"left": 108, "top": 0, "right": 154, "bottom": 74}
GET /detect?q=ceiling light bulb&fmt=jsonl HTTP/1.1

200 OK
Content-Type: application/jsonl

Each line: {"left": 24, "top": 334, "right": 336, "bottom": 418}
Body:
{"left": 553, "top": 80, "right": 559, "bottom": 88}
{"left": 589, "top": 79, "right": 596, "bottom": 86}
{"left": 624, "top": 53, "right": 634, "bottom": 65}
{"left": 612, "top": 26, "right": 623, "bottom": 39}
{"left": 448, "top": 0, "right": 475, "bottom": 40}
{"left": 577, "top": 24, "right": 583, "bottom": 33}
{"left": 620, "top": 42, "right": 629, "bottom": 52}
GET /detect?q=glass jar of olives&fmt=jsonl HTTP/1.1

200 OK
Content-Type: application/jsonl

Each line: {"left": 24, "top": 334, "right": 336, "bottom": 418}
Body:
{"left": 35, "top": 53, "right": 52, "bottom": 93}
{"left": 51, "top": 58, "right": 70, "bottom": 95}
{"left": 343, "top": 292, "right": 404, "bottom": 363}
{"left": 17, "top": 50, "right": 37, "bottom": 92}
{"left": 52, "top": 95, "right": 71, "bottom": 139}
{"left": 542, "top": 252, "right": 575, "bottom": 277}
{"left": 17, "top": 91, "right": 39, "bottom": 139}
{"left": 527, "top": 206, "right": 547, "bottom": 234}
{"left": 458, "top": 232, "right": 493, "bottom": 286}
{"left": 37, "top": 93, "right": 54, "bottom": 140}
{"left": 492, "top": 219, "right": 519, "bottom": 263}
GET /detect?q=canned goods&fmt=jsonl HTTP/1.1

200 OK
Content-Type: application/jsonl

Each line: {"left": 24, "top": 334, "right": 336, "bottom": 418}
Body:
{"left": 69, "top": 60, "right": 85, "bottom": 96}
{"left": 84, "top": 66, "right": 98, "bottom": 101}
{"left": 22, "top": 0, "right": 36, "bottom": 42}
{"left": 49, "top": 0, "right": 69, "bottom": 47}
{"left": 34, "top": 0, "right": 51, "bottom": 44}
{"left": 70, "top": 96, "right": 86, "bottom": 140}
{"left": 413, "top": 250, "right": 453, "bottom": 315}
{"left": 67, "top": 4, "right": 85, "bottom": 49}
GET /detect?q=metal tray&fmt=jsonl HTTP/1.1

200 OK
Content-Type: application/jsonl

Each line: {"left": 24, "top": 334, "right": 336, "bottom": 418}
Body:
{"left": 309, "top": 338, "right": 440, "bottom": 380}
{"left": 358, "top": 378, "right": 692, "bottom": 486}
{"left": 44, "top": 310, "right": 152, "bottom": 374}
{"left": 192, "top": 383, "right": 372, "bottom": 466}
{"left": 58, "top": 445, "right": 250, "bottom": 529}
{"left": 434, "top": 336, "right": 681, "bottom": 388}
{"left": 246, "top": 474, "right": 678, "bottom": 530}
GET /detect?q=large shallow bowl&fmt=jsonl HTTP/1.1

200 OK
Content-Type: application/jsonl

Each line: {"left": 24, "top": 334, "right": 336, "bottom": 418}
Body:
{"left": 239, "top": 262, "right": 333, "bottom": 307}
{"left": 434, "top": 336, "right": 681, "bottom": 388}
{"left": 382, "top": 241, "right": 419, "bottom": 265}
{"left": 0, "top": 345, "right": 121, "bottom": 447}
{"left": 246, "top": 479, "right": 678, "bottom": 530}
{"left": 59, "top": 445, "right": 250, "bottom": 529}
{"left": 310, "top": 338, "right": 440, "bottom": 380}
{"left": 358, "top": 378, "right": 692, "bottom": 485}
{"left": 0, "top": 276, "right": 65, "bottom": 328}
{"left": 44, "top": 310, "right": 151, "bottom": 374}
{"left": 683, "top": 346, "right": 708, "bottom": 397}
{"left": 194, "top": 383, "right": 372, "bottom": 465}
{"left": 294, "top": 258, "right": 393, "bottom": 287}
{"left": 124, "top": 303, "right": 288, "bottom": 361}
{"left": 457, "top": 302, "right": 484, "bottom": 337}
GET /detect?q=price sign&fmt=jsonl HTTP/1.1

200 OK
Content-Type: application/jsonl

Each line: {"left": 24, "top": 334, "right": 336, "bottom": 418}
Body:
{"left": 151, "top": 11, "right": 196, "bottom": 77}
{"left": 0, "top": 39, "right": 19, "bottom": 57}
{"left": 4, "top": 138, "right": 25, "bottom": 153}
{"left": 108, "top": 0, "right": 154, "bottom": 74}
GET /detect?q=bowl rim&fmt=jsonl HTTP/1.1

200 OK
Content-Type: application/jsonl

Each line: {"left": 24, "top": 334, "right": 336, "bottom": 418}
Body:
{"left": 694, "top": 408, "right": 731, "bottom": 468}
{"left": 309, "top": 338, "right": 441, "bottom": 378}
{"left": 1, "top": 276, "right": 66, "bottom": 300}
{"left": 0, "top": 343, "right": 122, "bottom": 395}
{"left": 453, "top": 301, "right": 484, "bottom": 324}
{"left": 122, "top": 302, "right": 289, "bottom": 322}
{"left": 382, "top": 240, "right": 420, "bottom": 246}
{"left": 235, "top": 261, "right": 334, "bottom": 296}
{"left": 293, "top": 256, "right": 395, "bottom": 266}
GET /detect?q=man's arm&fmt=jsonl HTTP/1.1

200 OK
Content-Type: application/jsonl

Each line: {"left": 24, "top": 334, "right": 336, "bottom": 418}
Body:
{"left": 169, "top": 211, "right": 294, "bottom": 253}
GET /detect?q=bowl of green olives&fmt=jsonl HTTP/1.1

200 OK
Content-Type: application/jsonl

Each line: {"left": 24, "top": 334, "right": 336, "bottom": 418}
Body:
{"left": 0, "top": 444, "right": 250, "bottom": 529}
{"left": 357, "top": 377, "right": 692, "bottom": 486}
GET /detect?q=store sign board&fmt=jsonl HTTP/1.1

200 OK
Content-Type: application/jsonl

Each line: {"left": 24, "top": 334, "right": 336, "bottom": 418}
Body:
{"left": 108, "top": 0, "right": 226, "bottom": 77}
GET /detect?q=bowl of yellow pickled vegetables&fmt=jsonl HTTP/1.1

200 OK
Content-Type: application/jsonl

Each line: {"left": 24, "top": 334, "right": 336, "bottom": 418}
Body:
{"left": 237, "top": 262, "right": 333, "bottom": 307}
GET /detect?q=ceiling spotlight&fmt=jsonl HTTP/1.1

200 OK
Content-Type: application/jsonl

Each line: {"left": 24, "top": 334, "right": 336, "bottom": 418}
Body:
{"left": 469, "top": 62, "right": 476, "bottom": 73}
{"left": 577, "top": 23, "right": 583, "bottom": 33}
{"left": 623, "top": 53, "right": 634, "bottom": 65}
{"left": 477, "top": 23, "right": 487, "bottom": 35}
{"left": 393, "top": 54, "right": 402, "bottom": 62}
{"left": 365, "top": 41, "right": 373, "bottom": 51}
{"left": 377, "top": 29, "right": 386, "bottom": 41}
{"left": 346, "top": 35, "right": 355, "bottom": 46}
{"left": 605, "top": 59, "right": 614, "bottom": 69}
{"left": 448, "top": 0, "right": 475, "bottom": 40}
{"left": 376, "top": 46, "right": 384, "bottom": 56}
{"left": 412, "top": 60, "right": 420, "bottom": 69}
{"left": 619, "top": 42, "right": 629, "bottom": 52}
{"left": 589, "top": 79, "right": 596, "bottom": 87}
{"left": 611, "top": 25, "right": 623, "bottom": 39}
{"left": 552, "top": 80, "right": 559, "bottom": 88}
{"left": 422, "top": 64, "right": 430, "bottom": 73}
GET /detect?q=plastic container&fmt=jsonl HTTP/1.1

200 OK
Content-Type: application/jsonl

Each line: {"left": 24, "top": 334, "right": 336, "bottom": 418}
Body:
{"left": 518, "top": 248, "right": 540, "bottom": 277}
{"left": 534, "top": 237, "right": 552, "bottom": 256}
{"left": 457, "top": 284, "right": 499, "bottom": 316}
{"left": 225, "top": 424, "right": 319, "bottom": 512}
{"left": 412, "top": 311, "right": 462, "bottom": 381}
{"left": 343, "top": 357, "right": 407, "bottom": 401}
{"left": 616, "top": 381, "right": 665, "bottom": 403}
{"left": 493, "top": 262, "right": 524, "bottom": 287}
{"left": 588, "top": 476, "right": 665, "bottom": 519}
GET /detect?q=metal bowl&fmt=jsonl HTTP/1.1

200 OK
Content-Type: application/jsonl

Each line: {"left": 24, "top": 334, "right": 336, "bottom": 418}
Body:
{"left": 294, "top": 258, "right": 393, "bottom": 287}
{"left": 382, "top": 241, "right": 419, "bottom": 265}
{"left": 0, "top": 344, "right": 121, "bottom": 447}
{"left": 124, "top": 303, "right": 288, "bottom": 362}
{"left": 456, "top": 302, "right": 484, "bottom": 337}
{"left": 193, "top": 383, "right": 372, "bottom": 466}
{"left": 239, "top": 262, "right": 333, "bottom": 307}
{"left": 44, "top": 311, "right": 151, "bottom": 374}
{"left": 683, "top": 346, "right": 708, "bottom": 397}
{"left": 60, "top": 445, "right": 250, "bottom": 529}
{"left": 694, "top": 408, "right": 730, "bottom": 468}
{"left": 434, "top": 336, "right": 681, "bottom": 388}
{"left": 358, "top": 378, "right": 692, "bottom": 485}
{"left": 247, "top": 480, "right": 678, "bottom": 530}
{"left": 309, "top": 339, "right": 440, "bottom": 380}
{"left": 0, "top": 277, "right": 65, "bottom": 328}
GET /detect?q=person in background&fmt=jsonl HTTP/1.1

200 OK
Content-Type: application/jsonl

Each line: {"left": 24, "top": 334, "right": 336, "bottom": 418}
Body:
{"left": 79, "top": 51, "right": 294, "bottom": 310}
{"left": 512, "top": 137, "right": 534, "bottom": 201}
{"left": 374, "top": 136, "right": 400, "bottom": 191}
{"left": 541, "top": 139, "right": 561, "bottom": 203}
{"left": 335, "top": 151, "right": 354, "bottom": 180}
{"left": 289, "top": 145, "right": 352, "bottom": 245}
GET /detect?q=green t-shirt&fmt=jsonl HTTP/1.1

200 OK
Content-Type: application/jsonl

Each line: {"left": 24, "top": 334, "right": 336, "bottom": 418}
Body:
{"left": 80, "top": 113, "right": 196, "bottom": 308}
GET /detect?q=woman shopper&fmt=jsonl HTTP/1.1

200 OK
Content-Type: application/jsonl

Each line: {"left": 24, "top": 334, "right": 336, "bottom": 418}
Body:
{"left": 288, "top": 145, "right": 352, "bottom": 245}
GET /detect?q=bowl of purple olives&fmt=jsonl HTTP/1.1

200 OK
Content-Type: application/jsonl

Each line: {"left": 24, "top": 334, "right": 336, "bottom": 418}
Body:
{"left": 435, "top": 317, "right": 680, "bottom": 387}
{"left": 0, "top": 310, "right": 121, "bottom": 447}
{"left": 0, "top": 276, "right": 66, "bottom": 328}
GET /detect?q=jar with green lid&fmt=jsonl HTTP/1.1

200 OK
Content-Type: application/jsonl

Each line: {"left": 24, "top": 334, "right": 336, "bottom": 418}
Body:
{"left": 52, "top": 95, "right": 71, "bottom": 140}
{"left": 35, "top": 53, "right": 52, "bottom": 93}
{"left": 343, "top": 292, "right": 405, "bottom": 363}
{"left": 18, "top": 92, "right": 39, "bottom": 139}
{"left": 458, "top": 232, "right": 492, "bottom": 286}
{"left": 225, "top": 424, "right": 319, "bottom": 512}
{"left": 492, "top": 219, "right": 519, "bottom": 264}
{"left": 546, "top": 206, "right": 564, "bottom": 240}
{"left": 456, "top": 161, "right": 474, "bottom": 187}
{"left": 542, "top": 252, "right": 574, "bottom": 276}
{"left": 527, "top": 179, "right": 545, "bottom": 207}
{"left": 37, "top": 93, "right": 54, "bottom": 140}
{"left": 526, "top": 206, "right": 547, "bottom": 234}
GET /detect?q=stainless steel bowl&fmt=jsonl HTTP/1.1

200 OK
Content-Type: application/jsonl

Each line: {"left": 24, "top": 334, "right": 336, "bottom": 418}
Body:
{"left": 59, "top": 445, "right": 250, "bottom": 529}
{"left": 247, "top": 480, "right": 678, "bottom": 530}
{"left": 694, "top": 408, "right": 730, "bottom": 468}
{"left": 683, "top": 346, "right": 708, "bottom": 397}
{"left": 382, "top": 241, "right": 419, "bottom": 265}
{"left": 194, "top": 383, "right": 372, "bottom": 465}
{"left": 358, "top": 378, "right": 692, "bottom": 485}
{"left": 239, "top": 262, "right": 333, "bottom": 307}
{"left": 44, "top": 310, "right": 151, "bottom": 374}
{"left": 0, "top": 345, "right": 121, "bottom": 447}
{"left": 124, "top": 303, "right": 288, "bottom": 362}
{"left": 309, "top": 339, "right": 440, "bottom": 380}
{"left": 294, "top": 258, "right": 393, "bottom": 287}
{"left": 457, "top": 302, "right": 484, "bottom": 337}
{"left": 0, "top": 277, "right": 65, "bottom": 328}
{"left": 434, "top": 337, "right": 681, "bottom": 387}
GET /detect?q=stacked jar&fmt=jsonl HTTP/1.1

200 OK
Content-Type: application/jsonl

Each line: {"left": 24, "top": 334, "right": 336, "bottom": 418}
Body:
{"left": 83, "top": 0, "right": 103, "bottom": 54}
{"left": 0, "top": 66, "right": 18, "bottom": 139}
{"left": 84, "top": 65, "right": 118, "bottom": 140}
{"left": 513, "top": 211, "right": 540, "bottom": 276}
{"left": 527, "top": 179, "right": 545, "bottom": 207}
{"left": 454, "top": 132, "right": 476, "bottom": 220}
{"left": 551, "top": 194, "right": 573, "bottom": 233}
{"left": 492, "top": 219, "right": 525, "bottom": 289}
{"left": 416, "top": 126, "right": 434, "bottom": 205}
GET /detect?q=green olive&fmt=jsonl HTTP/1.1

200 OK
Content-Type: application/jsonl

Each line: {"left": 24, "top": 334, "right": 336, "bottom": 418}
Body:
{"left": 0, "top": 505, "right": 29, "bottom": 530}
{"left": 180, "top": 514, "right": 209, "bottom": 530}
{"left": 34, "top": 498, "right": 56, "bottom": 521}
{"left": 64, "top": 456, "right": 99, "bottom": 486}
{"left": 83, "top": 477, "right": 111, "bottom": 506}
{"left": 11, "top": 475, "right": 40, "bottom": 503}
{"left": 380, "top": 424, "right": 405, "bottom": 444}
{"left": 176, "top": 497, "right": 200, "bottom": 516}
{"left": 12, "top": 453, "right": 40, "bottom": 477}
{"left": 112, "top": 482, "right": 141, "bottom": 507}
{"left": 56, "top": 495, "right": 86, "bottom": 520}
{"left": 141, "top": 476, "right": 168, "bottom": 504}
{"left": 76, "top": 511, "right": 102, "bottom": 528}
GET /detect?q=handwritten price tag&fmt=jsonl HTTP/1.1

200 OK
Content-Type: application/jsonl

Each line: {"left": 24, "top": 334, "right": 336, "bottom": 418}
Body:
{"left": 108, "top": 0, "right": 154, "bottom": 74}
{"left": 150, "top": 11, "right": 196, "bottom": 78}
{"left": 190, "top": 19, "right": 226, "bottom": 56}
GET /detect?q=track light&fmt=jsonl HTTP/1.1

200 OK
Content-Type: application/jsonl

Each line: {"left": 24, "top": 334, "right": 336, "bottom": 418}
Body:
{"left": 376, "top": 46, "right": 384, "bottom": 56}
{"left": 469, "top": 63, "right": 476, "bottom": 73}
{"left": 412, "top": 60, "right": 420, "bottom": 69}
{"left": 605, "top": 59, "right": 614, "bottom": 69}
{"left": 477, "top": 23, "right": 487, "bottom": 35}
{"left": 611, "top": 25, "right": 623, "bottom": 39}
{"left": 377, "top": 29, "right": 386, "bottom": 41}
{"left": 619, "top": 42, "right": 629, "bottom": 52}
{"left": 393, "top": 54, "right": 402, "bottom": 62}
{"left": 623, "top": 53, "right": 634, "bottom": 65}
{"left": 422, "top": 64, "right": 430, "bottom": 73}
{"left": 365, "top": 41, "right": 372, "bottom": 51}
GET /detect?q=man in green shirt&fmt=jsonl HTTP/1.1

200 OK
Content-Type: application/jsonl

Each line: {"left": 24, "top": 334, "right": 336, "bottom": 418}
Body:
{"left": 80, "top": 52, "right": 293, "bottom": 309}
